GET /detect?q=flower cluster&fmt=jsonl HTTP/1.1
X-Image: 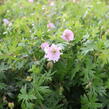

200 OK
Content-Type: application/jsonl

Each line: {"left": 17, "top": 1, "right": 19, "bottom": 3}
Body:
{"left": 41, "top": 24, "right": 74, "bottom": 63}
{"left": 3, "top": 14, "right": 74, "bottom": 64}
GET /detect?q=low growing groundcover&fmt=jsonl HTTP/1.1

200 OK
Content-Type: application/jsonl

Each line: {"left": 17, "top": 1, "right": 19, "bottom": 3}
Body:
{"left": 0, "top": 0, "right": 109, "bottom": 109}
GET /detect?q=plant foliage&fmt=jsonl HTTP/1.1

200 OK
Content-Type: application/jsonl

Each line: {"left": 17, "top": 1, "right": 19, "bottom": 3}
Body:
{"left": 0, "top": 0, "right": 109, "bottom": 109}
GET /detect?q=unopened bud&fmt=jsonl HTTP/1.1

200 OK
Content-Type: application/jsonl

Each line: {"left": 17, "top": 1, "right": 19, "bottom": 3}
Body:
{"left": 25, "top": 76, "right": 32, "bottom": 81}
{"left": 47, "top": 61, "right": 53, "bottom": 69}
{"left": 8, "top": 102, "right": 14, "bottom": 109}
{"left": 59, "top": 86, "right": 64, "bottom": 95}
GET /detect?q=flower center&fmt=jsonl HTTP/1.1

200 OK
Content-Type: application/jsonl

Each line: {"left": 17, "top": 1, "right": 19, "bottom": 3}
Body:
{"left": 51, "top": 48, "right": 57, "bottom": 54}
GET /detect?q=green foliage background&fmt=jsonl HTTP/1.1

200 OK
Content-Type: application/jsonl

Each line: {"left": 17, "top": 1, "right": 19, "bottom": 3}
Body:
{"left": 0, "top": 0, "right": 109, "bottom": 109}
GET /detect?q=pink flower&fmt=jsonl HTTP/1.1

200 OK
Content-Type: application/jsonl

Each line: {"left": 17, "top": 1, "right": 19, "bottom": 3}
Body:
{"left": 61, "top": 29, "right": 74, "bottom": 41}
{"left": 41, "top": 42, "right": 49, "bottom": 50}
{"left": 44, "top": 44, "right": 62, "bottom": 62}
{"left": 28, "top": 0, "right": 34, "bottom": 3}
{"left": 47, "top": 22, "right": 55, "bottom": 30}
{"left": 3, "top": 19, "right": 10, "bottom": 25}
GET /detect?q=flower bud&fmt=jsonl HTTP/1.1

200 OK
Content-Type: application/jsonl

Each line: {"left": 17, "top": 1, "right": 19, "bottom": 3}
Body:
{"left": 8, "top": 102, "right": 14, "bottom": 109}
{"left": 26, "top": 76, "right": 32, "bottom": 81}
{"left": 47, "top": 61, "right": 53, "bottom": 69}
{"left": 59, "top": 86, "right": 64, "bottom": 95}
